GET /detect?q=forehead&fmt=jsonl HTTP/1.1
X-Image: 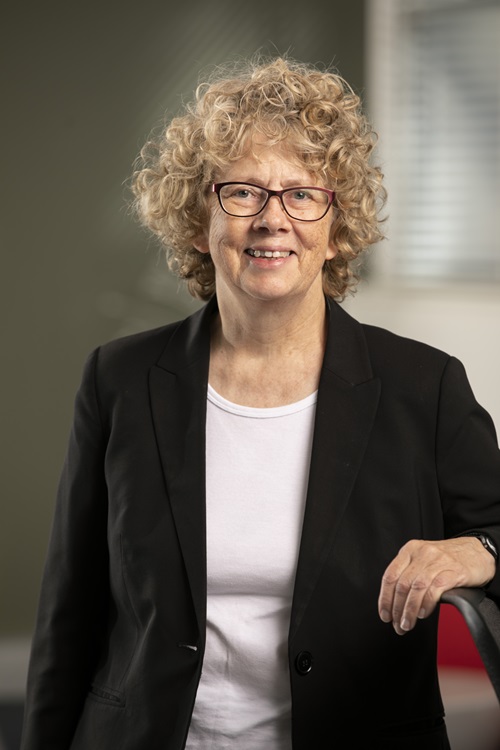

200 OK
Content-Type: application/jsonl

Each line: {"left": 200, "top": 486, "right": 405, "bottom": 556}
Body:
{"left": 221, "top": 135, "right": 317, "bottom": 183}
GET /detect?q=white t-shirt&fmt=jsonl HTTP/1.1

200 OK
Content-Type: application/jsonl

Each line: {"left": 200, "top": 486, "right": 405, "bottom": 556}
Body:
{"left": 185, "top": 385, "right": 317, "bottom": 749}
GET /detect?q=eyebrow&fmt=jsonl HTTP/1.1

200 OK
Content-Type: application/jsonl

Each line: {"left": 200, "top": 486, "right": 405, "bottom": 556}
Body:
{"left": 226, "top": 177, "right": 319, "bottom": 188}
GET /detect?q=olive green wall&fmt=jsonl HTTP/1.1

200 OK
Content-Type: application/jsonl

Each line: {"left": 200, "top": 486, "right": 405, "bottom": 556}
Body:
{"left": 2, "top": 1, "right": 366, "bottom": 635}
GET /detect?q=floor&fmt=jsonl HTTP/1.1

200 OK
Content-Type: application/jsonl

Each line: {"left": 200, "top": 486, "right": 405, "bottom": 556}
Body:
{"left": 439, "top": 667, "right": 500, "bottom": 750}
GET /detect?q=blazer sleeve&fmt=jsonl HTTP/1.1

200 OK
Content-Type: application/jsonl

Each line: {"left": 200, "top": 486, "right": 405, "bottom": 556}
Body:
{"left": 21, "top": 348, "right": 110, "bottom": 750}
{"left": 437, "top": 355, "right": 500, "bottom": 597}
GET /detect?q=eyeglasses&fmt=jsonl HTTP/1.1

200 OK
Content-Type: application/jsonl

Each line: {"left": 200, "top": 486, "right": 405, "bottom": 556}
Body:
{"left": 212, "top": 182, "right": 335, "bottom": 222}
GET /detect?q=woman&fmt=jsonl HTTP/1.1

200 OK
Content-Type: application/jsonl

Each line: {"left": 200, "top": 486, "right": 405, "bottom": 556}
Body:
{"left": 21, "top": 56, "right": 500, "bottom": 749}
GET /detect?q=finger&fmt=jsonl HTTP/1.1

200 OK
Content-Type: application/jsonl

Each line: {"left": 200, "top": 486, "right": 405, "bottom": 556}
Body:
{"left": 395, "top": 567, "right": 457, "bottom": 634}
{"left": 378, "top": 548, "right": 413, "bottom": 623}
{"left": 392, "top": 575, "right": 428, "bottom": 634}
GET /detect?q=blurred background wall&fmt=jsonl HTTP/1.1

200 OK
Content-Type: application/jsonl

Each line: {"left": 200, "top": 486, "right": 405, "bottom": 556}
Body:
{"left": 345, "top": 0, "right": 500, "bottom": 451}
{"left": 2, "top": 0, "right": 500, "bottom": 745}
{"left": 2, "top": 0, "right": 366, "bottom": 640}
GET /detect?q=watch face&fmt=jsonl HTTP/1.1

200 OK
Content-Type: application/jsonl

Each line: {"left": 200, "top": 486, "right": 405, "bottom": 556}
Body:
{"left": 480, "top": 534, "right": 498, "bottom": 560}
{"left": 486, "top": 538, "right": 498, "bottom": 558}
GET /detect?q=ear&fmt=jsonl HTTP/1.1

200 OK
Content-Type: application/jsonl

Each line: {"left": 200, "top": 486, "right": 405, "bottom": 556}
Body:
{"left": 193, "top": 232, "right": 210, "bottom": 254}
{"left": 326, "top": 238, "right": 337, "bottom": 261}
{"left": 326, "top": 216, "right": 338, "bottom": 260}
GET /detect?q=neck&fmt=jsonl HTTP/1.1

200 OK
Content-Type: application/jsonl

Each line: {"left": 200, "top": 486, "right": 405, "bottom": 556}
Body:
{"left": 213, "top": 288, "right": 328, "bottom": 355}
{"left": 209, "top": 290, "right": 329, "bottom": 407}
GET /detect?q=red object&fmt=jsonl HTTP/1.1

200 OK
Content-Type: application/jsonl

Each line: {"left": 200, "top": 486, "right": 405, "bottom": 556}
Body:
{"left": 438, "top": 603, "right": 484, "bottom": 669}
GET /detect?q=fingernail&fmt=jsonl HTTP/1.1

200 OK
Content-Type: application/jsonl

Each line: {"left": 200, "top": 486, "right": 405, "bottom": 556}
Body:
{"left": 417, "top": 608, "right": 426, "bottom": 619}
{"left": 380, "top": 609, "right": 391, "bottom": 623}
{"left": 393, "top": 622, "right": 405, "bottom": 636}
{"left": 400, "top": 617, "right": 411, "bottom": 631}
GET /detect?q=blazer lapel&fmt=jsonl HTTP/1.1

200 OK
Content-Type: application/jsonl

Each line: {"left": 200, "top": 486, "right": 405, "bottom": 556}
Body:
{"left": 290, "top": 301, "right": 381, "bottom": 639}
{"left": 149, "top": 299, "right": 216, "bottom": 634}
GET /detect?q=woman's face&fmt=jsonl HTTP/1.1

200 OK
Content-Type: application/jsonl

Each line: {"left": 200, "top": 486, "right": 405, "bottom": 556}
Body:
{"left": 194, "top": 138, "right": 336, "bottom": 309}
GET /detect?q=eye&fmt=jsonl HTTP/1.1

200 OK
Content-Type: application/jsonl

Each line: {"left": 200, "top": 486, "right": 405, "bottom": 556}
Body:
{"left": 290, "top": 189, "right": 314, "bottom": 201}
{"left": 226, "top": 185, "right": 261, "bottom": 199}
{"left": 287, "top": 188, "right": 328, "bottom": 206}
{"left": 285, "top": 188, "right": 314, "bottom": 206}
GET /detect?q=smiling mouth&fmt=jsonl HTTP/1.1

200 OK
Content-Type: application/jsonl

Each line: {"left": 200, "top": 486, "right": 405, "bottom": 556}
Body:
{"left": 246, "top": 249, "right": 292, "bottom": 258}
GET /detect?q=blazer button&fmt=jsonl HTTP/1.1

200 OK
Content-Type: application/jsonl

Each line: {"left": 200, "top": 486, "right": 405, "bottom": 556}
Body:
{"left": 295, "top": 650, "right": 313, "bottom": 675}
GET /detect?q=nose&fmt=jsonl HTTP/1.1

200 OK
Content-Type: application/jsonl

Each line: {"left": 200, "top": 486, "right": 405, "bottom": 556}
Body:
{"left": 252, "top": 195, "right": 291, "bottom": 231}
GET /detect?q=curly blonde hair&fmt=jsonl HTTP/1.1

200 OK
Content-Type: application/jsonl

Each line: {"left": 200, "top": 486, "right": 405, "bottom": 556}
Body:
{"left": 131, "top": 56, "right": 386, "bottom": 301}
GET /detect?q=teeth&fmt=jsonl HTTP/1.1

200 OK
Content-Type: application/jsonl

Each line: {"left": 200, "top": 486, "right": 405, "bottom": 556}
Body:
{"left": 248, "top": 249, "right": 291, "bottom": 258}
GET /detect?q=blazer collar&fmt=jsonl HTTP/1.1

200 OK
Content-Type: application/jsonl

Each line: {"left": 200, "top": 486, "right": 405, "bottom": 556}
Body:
{"left": 155, "top": 295, "right": 372, "bottom": 383}
{"left": 156, "top": 296, "right": 217, "bottom": 374}
{"left": 322, "top": 297, "right": 375, "bottom": 385}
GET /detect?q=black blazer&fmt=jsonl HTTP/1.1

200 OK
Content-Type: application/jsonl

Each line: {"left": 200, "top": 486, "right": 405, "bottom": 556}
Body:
{"left": 21, "top": 298, "right": 500, "bottom": 750}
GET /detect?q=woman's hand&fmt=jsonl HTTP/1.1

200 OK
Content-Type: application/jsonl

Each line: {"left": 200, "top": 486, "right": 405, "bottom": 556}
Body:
{"left": 378, "top": 537, "right": 496, "bottom": 635}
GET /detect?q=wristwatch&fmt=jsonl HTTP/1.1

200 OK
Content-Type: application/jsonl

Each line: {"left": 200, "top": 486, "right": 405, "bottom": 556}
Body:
{"left": 461, "top": 531, "right": 498, "bottom": 562}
